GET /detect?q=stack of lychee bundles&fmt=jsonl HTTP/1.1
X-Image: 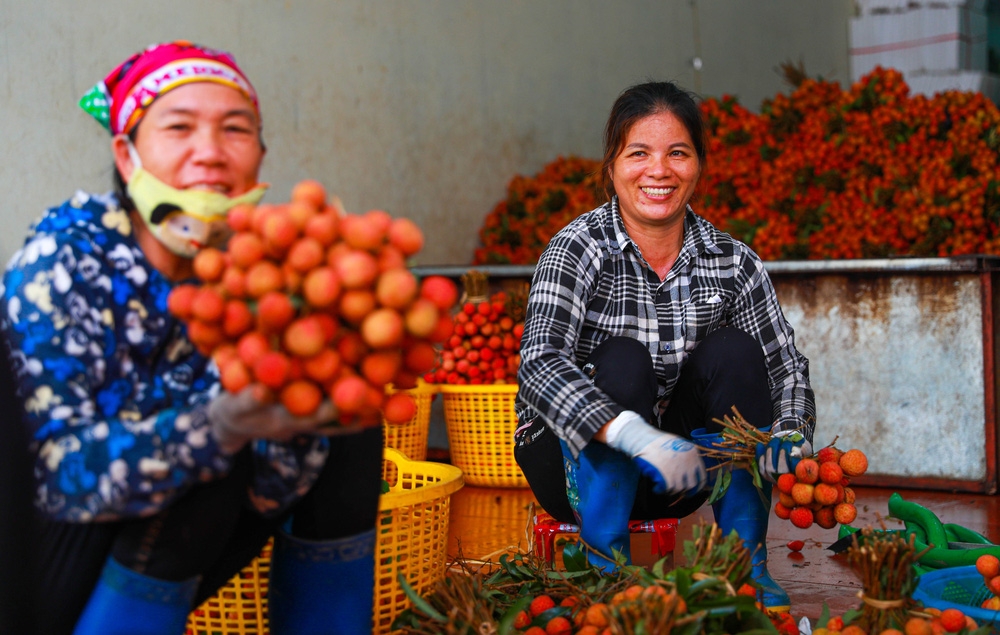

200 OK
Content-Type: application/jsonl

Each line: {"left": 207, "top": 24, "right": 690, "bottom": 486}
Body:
{"left": 167, "top": 180, "right": 458, "bottom": 429}
{"left": 774, "top": 447, "right": 869, "bottom": 530}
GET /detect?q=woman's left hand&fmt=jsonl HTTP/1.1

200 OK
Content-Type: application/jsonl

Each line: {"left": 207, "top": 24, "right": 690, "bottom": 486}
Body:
{"left": 756, "top": 431, "right": 812, "bottom": 483}
{"left": 207, "top": 386, "right": 339, "bottom": 453}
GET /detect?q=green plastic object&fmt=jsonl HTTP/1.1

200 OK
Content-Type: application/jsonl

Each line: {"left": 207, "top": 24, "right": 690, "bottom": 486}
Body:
{"left": 836, "top": 493, "right": 1000, "bottom": 571}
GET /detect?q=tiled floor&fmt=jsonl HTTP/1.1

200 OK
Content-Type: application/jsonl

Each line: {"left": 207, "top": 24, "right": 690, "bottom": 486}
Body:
{"left": 445, "top": 482, "right": 1000, "bottom": 622}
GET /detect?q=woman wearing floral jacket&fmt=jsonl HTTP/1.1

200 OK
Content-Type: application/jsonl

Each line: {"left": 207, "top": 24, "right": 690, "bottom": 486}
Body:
{"left": 2, "top": 41, "right": 381, "bottom": 635}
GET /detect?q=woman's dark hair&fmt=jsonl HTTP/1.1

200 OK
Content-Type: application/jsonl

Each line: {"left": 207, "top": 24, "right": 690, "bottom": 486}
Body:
{"left": 599, "top": 80, "right": 706, "bottom": 201}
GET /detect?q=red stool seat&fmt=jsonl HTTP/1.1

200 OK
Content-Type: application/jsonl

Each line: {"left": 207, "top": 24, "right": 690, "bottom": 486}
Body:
{"left": 532, "top": 512, "right": 678, "bottom": 566}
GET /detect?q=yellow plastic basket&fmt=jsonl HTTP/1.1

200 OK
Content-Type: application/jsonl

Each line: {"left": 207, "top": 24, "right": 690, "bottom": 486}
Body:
{"left": 374, "top": 447, "right": 464, "bottom": 632}
{"left": 382, "top": 382, "right": 438, "bottom": 462}
{"left": 439, "top": 383, "right": 528, "bottom": 488}
{"left": 448, "top": 486, "right": 539, "bottom": 564}
{"left": 186, "top": 448, "right": 463, "bottom": 635}
{"left": 186, "top": 541, "right": 271, "bottom": 635}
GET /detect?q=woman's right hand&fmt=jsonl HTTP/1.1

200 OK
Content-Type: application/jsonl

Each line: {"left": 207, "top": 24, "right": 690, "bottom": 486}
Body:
{"left": 207, "top": 386, "right": 338, "bottom": 454}
{"left": 604, "top": 410, "right": 707, "bottom": 497}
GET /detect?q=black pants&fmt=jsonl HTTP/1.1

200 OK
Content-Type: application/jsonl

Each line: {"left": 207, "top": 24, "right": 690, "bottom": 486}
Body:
{"left": 514, "top": 327, "right": 772, "bottom": 523}
{"left": 0, "top": 341, "right": 37, "bottom": 635}
{"left": 32, "top": 425, "right": 384, "bottom": 635}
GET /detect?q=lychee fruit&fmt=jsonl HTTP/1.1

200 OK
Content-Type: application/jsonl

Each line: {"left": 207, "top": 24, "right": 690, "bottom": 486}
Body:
{"left": 791, "top": 482, "right": 815, "bottom": 506}
{"left": 789, "top": 506, "right": 814, "bottom": 529}
{"left": 776, "top": 472, "right": 798, "bottom": 495}
{"left": 794, "top": 458, "right": 820, "bottom": 484}
{"left": 778, "top": 491, "right": 796, "bottom": 509}
{"left": 529, "top": 594, "right": 556, "bottom": 617}
{"left": 774, "top": 502, "right": 792, "bottom": 520}
{"left": 833, "top": 483, "right": 846, "bottom": 504}
{"left": 904, "top": 617, "right": 934, "bottom": 635}
{"left": 990, "top": 575, "right": 1000, "bottom": 596}
{"left": 815, "top": 506, "right": 838, "bottom": 529}
{"left": 938, "top": 608, "right": 966, "bottom": 634}
{"left": 544, "top": 616, "right": 573, "bottom": 635}
{"left": 818, "top": 461, "right": 844, "bottom": 485}
{"left": 833, "top": 502, "right": 857, "bottom": 525}
{"left": 813, "top": 482, "right": 839, "bottom": 506}
{"left": 513, "top": 610, "right": 531, "bottom": 629}
{"left": 839, "top": 449, "right": 869, "bottom": 477}
{"left": 816, "top": 446, "right": 844, "bottom": 464}
{"left": 976, "top": 554, "right": 1000, "bottom": 579}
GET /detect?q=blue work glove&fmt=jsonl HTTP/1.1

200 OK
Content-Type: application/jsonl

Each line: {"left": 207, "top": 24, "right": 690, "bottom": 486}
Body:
{"left": 604, "top": 411, "right": 707, "bottom": 497}
{"left": 755, "top": 430, "right": 812, "bottom": 484}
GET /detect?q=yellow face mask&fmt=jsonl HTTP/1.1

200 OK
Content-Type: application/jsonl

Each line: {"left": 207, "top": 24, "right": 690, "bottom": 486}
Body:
{"left": 125, "top": 142, "right": 267, "bottom": 258}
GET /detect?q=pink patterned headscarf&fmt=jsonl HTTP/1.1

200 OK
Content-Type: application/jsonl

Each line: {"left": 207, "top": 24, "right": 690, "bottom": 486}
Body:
{"left": 80, "top": 40, "right": 259, "bottom": 135}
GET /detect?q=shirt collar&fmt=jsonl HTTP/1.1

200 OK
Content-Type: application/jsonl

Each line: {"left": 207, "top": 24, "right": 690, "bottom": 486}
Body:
{"left": 684, "top": 207, "right": 725, "bottom": 257}
{"left": 606, "top": 197, "right": 630, "bottom": 255}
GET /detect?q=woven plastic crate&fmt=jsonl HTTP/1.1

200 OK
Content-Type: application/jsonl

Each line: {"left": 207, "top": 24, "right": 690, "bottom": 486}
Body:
{"left": 382, "top": 382, "right": 438, "bottom": 461}
{"left": 440, "top": 383, "right": 528, "bottom": 488}
{"left": 186, "top": 448, "right": 463, "bottom": 635}
{"left": 448, "top": 484, "right": 539, "bottom": 563}
{"left": 374, "top": 448, "right": 464, "bottom": 632}
{"left": 186, "top": 540, "right": 271, "bottom": 634}
{"left": 913, "top": 565, "right": 1000, "bottom": 625}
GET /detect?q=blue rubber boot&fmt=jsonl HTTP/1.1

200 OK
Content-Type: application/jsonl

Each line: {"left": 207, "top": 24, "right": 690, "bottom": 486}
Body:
{"left": 691, "top": 428, "right": 791, "bottom": 613}
{"left": 72, "top": 556, "right": 198, "bottom": 635}
{"left": 560, "top": 439, "right": 640, "bottom": 572}
{"left": 268, "top": 527, "right": 376, "bottom": 635}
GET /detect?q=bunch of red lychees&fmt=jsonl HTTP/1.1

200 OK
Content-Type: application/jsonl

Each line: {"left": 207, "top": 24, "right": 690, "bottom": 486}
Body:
{"left": 774, "top": 447, "right": 869, "bottom": 529}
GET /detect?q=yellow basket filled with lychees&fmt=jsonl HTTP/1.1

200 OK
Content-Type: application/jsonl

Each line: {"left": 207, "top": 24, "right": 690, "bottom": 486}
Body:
{"left": 166, "top": 179, "right": 459, "bottom": 430}
{"left": 421, "top": 272, "right": 529, "bottom": 487}
{"left": 423, "top": 290, "right": 524, "bottom": 386}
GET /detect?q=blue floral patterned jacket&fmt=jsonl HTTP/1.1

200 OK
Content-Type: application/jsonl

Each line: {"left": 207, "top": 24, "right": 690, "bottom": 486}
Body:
{"left": 1, "top": 191, "right": 329, "bottom": 522}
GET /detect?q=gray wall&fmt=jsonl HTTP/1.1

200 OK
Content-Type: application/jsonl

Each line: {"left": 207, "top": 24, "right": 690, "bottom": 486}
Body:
{"left": 1, "top": 1, "right": 852, "bottom": 268}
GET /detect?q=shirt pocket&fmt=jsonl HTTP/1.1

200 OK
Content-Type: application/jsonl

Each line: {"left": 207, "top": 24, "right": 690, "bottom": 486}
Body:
{"left": 683, "top": 291, "right": 727, "bottom": 350}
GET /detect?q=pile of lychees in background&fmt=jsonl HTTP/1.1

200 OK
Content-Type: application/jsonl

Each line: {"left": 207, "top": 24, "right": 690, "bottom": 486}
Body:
{"left": 424, "top": 290, "right": 525, "bottom": 385}
{"left": 420, "top": 270, "right": 525, "bottom": 385}
{"left": 167, "top": 179, "right": 458, "bottom": 428}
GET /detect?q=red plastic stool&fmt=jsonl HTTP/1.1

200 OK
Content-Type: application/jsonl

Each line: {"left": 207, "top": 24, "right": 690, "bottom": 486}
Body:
{"left": 532, "top": 512, "right": 678, "bottom": 567}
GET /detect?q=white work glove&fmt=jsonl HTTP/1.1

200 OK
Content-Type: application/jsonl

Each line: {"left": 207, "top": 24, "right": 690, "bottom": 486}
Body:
{"left": 207, "top": 387, "right": 339, "bottom": 454}
{"left": 604, "top": 410, "right": 707, "bottom": 497}
{"left": 755, "top": 429, "right": 813, "bottom": 484}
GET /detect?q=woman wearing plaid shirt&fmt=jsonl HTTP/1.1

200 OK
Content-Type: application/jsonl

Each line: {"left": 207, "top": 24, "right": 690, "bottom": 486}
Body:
{"left": 514, "top": 81, "right": 815, "bottom": 612}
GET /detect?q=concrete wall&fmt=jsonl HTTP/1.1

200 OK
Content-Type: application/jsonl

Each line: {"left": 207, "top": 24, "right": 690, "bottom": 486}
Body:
{"left": 0, "top": 0, "right": 852, "bottom": 268}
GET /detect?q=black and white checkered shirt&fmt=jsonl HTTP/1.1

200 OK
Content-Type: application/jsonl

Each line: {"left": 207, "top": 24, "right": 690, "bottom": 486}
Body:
{"left": 515, "top": 198, "right": 815, "bottom": 456}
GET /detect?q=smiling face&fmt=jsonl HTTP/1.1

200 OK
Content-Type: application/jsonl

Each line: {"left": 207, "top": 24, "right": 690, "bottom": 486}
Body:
{"left": 111, "top": 81, "right": 265, "bottom": 279}
{"left": 114, "top": 81, "right": 264, "bottom": 198}
{"left": 610, "top": 110, "right": 702, "bottom": 233}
